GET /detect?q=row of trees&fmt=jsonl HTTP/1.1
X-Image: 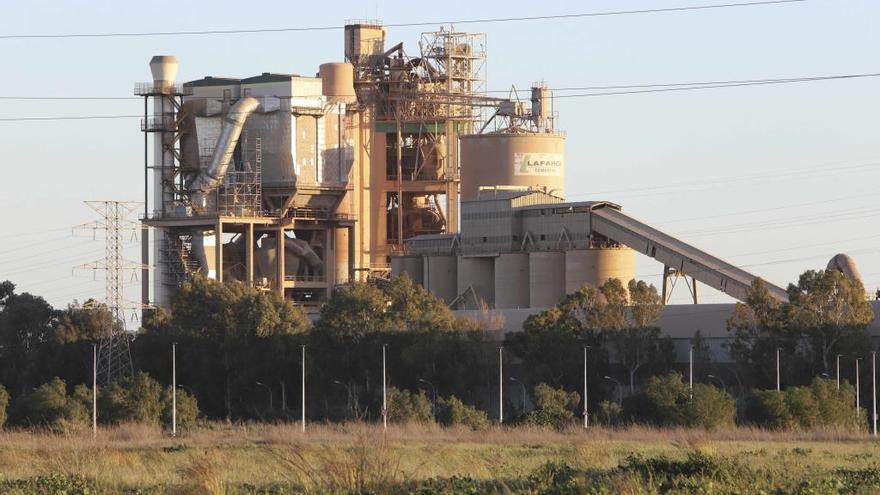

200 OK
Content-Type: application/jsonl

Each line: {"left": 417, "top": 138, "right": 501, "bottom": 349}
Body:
{"left": 0, "top": 266, "right": 874, "bottom": 430}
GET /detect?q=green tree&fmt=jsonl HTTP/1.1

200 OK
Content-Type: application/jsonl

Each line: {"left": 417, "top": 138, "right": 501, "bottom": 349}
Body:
{"left": 0, "top": 283, "right": 57, "bottom": 395}
{"left": 385, "top": 274, "right": 457, "bottom": 331}
{"left": 54, "top": 301, "right": 116, "bottom": 344}
{"left": 436, "top": 396, "right": 489, "bottom": 430}
{"left": 787, "top": 270, "right": 873, "bottom": 374}
{"left": 386, "top": 387, "right": 433, "bottom": 423}
{"left": 315, "top": 282, "right": 388, "bottom": 337}
{"left": 624, "top": 372, "right": 688, "bottom": 426}
{"left": 171, "top": 275, "right": 309, "bottom": 419}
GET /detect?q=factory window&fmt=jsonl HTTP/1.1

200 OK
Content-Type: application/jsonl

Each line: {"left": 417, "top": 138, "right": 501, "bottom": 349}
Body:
{"left": 540, "top": 234, "right": 546, "bottom": 241}
{"left": 482, "top": 236, "right": 487, "bottom": 243}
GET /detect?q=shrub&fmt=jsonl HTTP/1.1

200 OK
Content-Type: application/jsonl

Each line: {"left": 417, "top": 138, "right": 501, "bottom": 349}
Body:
{"left": 386, "top": 387, "right": 433, "bottom": 423}
{"left": 161, "top": 387, "right": 200, "bottom": 430}
{"left": 98, "top": 371, "right": 164, "bottom": 424}
{"left": 11, "top": 377, "right": 88, "bottom": 430}
{"left": 524, "top": 383, "right": 580, "bottom": 430}
{"left": 436, "top": 396, "right": 489, "bottom": 430}
{"left": 785, "top": 386, "right": 820, "bottom": 428}
{"left": 596, "top": 400, "right": 622, "bottom": 426}
{"left": 745, "top": 390, "right": 792, "bottom": 429}
{"left": 0, "top": 383, "right": 8, "bottom": 428}
{"left": 812, "top": 378, "right": 861, "bottom": 429}
{"left": 685, "top": 383, "right": 736, "bottom": 429}
{"left": 746, "top": 378, "right": 863, "bottom": 430}
{"left": 624, "top": 373, "right": 688, "bottom": 426}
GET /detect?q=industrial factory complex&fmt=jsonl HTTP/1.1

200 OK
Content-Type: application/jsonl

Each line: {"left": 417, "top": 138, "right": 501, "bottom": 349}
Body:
{"left": 137, "top": 21, "right": 874, "bottom": 351}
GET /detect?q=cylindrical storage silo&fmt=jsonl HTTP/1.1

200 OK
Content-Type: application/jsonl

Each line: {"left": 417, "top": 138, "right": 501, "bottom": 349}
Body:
{"left": 319, "top": 63, "right": 357, "bottom": 104}
{"left": 423, "top": 255, "right": 458, "bottom": 303}
{"left": 494, "top": 253, "right": 530, "bottom": 309}
{"left": 529, "top": 251, "right": 566, "bottom": 308}
{"left": 565, "top": 248, "right": 636, "bottom": 293}
{"left": 460, "top": 133, "right": 565, "bottom": 201}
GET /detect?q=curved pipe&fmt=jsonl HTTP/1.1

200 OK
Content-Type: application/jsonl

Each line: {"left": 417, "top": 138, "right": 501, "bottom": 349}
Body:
{"left": 189, "top": 96, "right": 261, "bottom": 210}
{"left": 285, "top": 238, "right": 323, "bottom": 270}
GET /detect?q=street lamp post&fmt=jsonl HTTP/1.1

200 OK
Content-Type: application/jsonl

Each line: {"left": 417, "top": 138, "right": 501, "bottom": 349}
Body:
{"left": 837, "top": 354, "right": 842, "bottom": 391}
{"left": 256, "top": 381, "right": 273, "bottom": 410}
{"left": 92, "top": 344, "right": 97, "bottom": 440}
{"left": 509, "top": 377, "right": 527, "bottom": 413}
{"left": 604, "top": 376, "right": 623, "bottom": 405}
{"left": 873, "top": 351, "right": 877, "bottom": 437}
{"left": 776, "top": 347, "right": 781, "bottom": 392}
{"left": 499, "top": 347, "right": 504, "bottom": 424}
{"left": 382, "top": 344, "right": 387, "bottom": 430}
{"left": 418, "top": 379, "right": 437, "bottom": 418}
{"left": 301, "top": 345, "right": 306, "bottom": 433}
{"left": 583, "top": 346, "right": 589, "bottom": 429}
{"left": 172, "top": 342, "right": 177, "bottom": 437}
{"left": 689, "top": 345, "right": 694, "bottom": 399}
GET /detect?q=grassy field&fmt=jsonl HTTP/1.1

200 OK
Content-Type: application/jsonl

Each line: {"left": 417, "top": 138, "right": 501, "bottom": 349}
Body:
{"left": 0, "top": 423, "right": 879, "bottom": 494}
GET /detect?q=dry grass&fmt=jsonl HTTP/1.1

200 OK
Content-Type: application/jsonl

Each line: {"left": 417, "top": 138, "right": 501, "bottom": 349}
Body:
{"left": 0, "top": 422, "right": 877, "bottom": 492}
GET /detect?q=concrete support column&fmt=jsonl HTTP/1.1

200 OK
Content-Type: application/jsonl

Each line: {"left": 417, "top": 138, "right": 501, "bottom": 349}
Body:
{"left": 246, "top": 223, "right": 254, "bottom": 284}
{"left": 215, "top": 220, "right": 223, "bottom": 283}
{"left": 276, "top": 227, "right": 285, "bottom": 296}
{"left": 348, "top": 225, "right": 355, "bottom": 283}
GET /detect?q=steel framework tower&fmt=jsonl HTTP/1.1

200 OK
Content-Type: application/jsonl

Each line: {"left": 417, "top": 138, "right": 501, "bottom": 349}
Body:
{"left": 75, "top": 201, "right": 146, "bottom": 385}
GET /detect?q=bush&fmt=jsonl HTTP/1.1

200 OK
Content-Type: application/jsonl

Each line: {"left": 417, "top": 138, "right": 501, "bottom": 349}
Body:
{"left": 11, "top": 377, "right": 88, "bottom": 430}
{"left": 436, "top": 396, "right": 489, "bottom": 430}
{"left": 99, "top": 371, "right": 164, "bottom": 424}
{"left": 596, "top": 400, "right": 622, "bottom": 426}
{"left": 745, "top": 390, "right": 792, "bottom": 429}
{"left": 624, "top": 373, "right": 735, "bottom": 429}
{"left": 0, "top": 383, "right": 8, "bottom": 428}
{"left": 685, "top": 383, "right": 736, "bottom": 429}
{"left": 746, "top": 378, "right": 862, "bottom": 430}
{"left": 161, "top": 387, "right": 200, "bottom": 430}
{"left": 386, "top": 387, "right": 433, "bottom": 423}
{"left": 524, "top": 383, "right": 580, "bottom": 430}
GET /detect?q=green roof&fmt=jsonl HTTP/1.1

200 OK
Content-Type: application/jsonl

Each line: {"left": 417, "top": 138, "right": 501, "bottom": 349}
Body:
{"left": 241, "top": 73, "right": 301, "bottom": 84}
{"left": 185, "top": 76, "right": 241, "bottom": 88}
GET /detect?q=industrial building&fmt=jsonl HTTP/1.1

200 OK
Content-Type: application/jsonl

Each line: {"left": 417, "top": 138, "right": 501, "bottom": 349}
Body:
{"left": 138, "top": 21, "right": 846, "bottom": 315}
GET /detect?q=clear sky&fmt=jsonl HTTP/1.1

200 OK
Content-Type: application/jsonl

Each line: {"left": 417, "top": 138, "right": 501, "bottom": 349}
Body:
{"left": 0, "top": 0, "right": 877, "bottom": 313}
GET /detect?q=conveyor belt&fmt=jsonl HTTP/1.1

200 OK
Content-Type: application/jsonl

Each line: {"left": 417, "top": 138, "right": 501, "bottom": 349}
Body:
{"left": 590, "top": 206, "right": 789, "bottom": 302}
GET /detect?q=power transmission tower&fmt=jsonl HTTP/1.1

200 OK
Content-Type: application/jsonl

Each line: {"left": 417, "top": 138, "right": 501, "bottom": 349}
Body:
{"left": 74, "top": 201, "right": 148, "bottom": 385}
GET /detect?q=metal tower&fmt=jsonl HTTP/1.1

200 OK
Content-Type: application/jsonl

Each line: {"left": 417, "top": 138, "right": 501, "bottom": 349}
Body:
{"left": 75, "top": 201, "right": 147, "bottom": 385}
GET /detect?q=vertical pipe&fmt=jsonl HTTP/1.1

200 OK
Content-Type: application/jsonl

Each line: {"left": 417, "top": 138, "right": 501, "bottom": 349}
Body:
{"left": 92, "top": 344, "right": 97, "bottom": 440}
{"left": 172, "top": 342, "right": 177, "bottom": 437}
{"left": 499, "top": 347, "right": 503, "bottom": 424}
{"left": 395, "top": 116, "right": 403, "bottom": 247}
{"left": 142, "top": 96, "right": 150, "bottom": 312}
{"left": 276, "top": 228, "right": 285, "bottom": 296}
{"left": 382, "top": 344, "right": 387, "bottom": 430}
{"left": 301, "top": 345, "right": 306, "bottom": 433}
{"left": 857, "top": 359, "right": 861, "bottom": 419}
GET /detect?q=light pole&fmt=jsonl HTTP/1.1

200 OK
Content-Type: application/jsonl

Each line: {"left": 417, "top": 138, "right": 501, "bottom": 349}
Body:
{"left": 92, "top": 343, "right": 97, "bottom": 440}
{"left": 707, "top": 374, "right": 726, "bottom": 392}
{"left": 499, "top": 347, "right": 504, "bottom": 424}
{"left": 604, "top": 376, "right": 623, "bottom": 405}
{"left": 776, "top": 347, "right": 781, "bottom": 392}
{"left": 256, "top": 381, "right": 273, "bottom": 410}
{"left": 382, "top": 344, "right": 387, "bottom": 430}
{"left": 836, "top": 354, "right": 842, "bottom": 390}
{"left": 583, "top": 346, "right": 589, "bottom": 429}
{"left": 689, "top": 345, "right": 694, "bottom": 399}
{"left": 418, "top": 378, "right": 437, "bottom": 418}
{"left": 509, "top": 377, "right": 527, "bottom": 413}
{"left": 301, "top": 345, "right": 306, "bottom": 433}
{"left": 172, "top": 342, "right": 177, "bottom": 437}
{"left": 873, "top": 351, "right": 877, "bottom": 437}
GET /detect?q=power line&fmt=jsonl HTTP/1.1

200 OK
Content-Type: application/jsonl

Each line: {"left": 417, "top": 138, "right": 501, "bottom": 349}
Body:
{"left": 0, "top": 1, "right": 807, "bottom": 40}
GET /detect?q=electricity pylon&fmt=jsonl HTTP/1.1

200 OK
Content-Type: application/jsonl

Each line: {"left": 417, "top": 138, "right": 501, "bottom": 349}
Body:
{"left": 74, "top": 201, "right": 149, "bottom": 385}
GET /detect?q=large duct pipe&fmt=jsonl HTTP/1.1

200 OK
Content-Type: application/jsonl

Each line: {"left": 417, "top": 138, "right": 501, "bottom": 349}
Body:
{"left": 189, "top": 96, "right": 261, "bottom": 211}
{"left": 286, "top": 237, "right": 324, "bottom": 271}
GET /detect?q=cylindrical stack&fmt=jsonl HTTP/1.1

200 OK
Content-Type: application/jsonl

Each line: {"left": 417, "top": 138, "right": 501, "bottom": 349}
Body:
{"left": 149, "top": 55, "right": 179, "bottom": 307}
{"left": 565, "top": 248, "right": 636, "bottom": 293}
{"left": 460, "top": 133, "right": 565, "bottom": 201}
{"left": 319, "top": 63, "right": 357, "bottom": 104}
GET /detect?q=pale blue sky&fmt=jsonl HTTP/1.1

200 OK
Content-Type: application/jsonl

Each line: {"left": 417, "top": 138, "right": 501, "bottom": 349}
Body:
{"left": 0, "top": 0, "right": 877, "bottom": 311}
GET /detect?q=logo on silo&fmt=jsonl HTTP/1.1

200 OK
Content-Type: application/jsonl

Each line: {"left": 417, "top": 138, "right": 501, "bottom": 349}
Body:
{"left": 514, "top": 153, "right": 563, "bottom": 176}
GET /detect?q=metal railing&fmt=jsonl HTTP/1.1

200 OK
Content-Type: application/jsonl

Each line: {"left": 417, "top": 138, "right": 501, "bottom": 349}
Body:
{"left": 134, "top": 82, "right": 192, "bottom": 96}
